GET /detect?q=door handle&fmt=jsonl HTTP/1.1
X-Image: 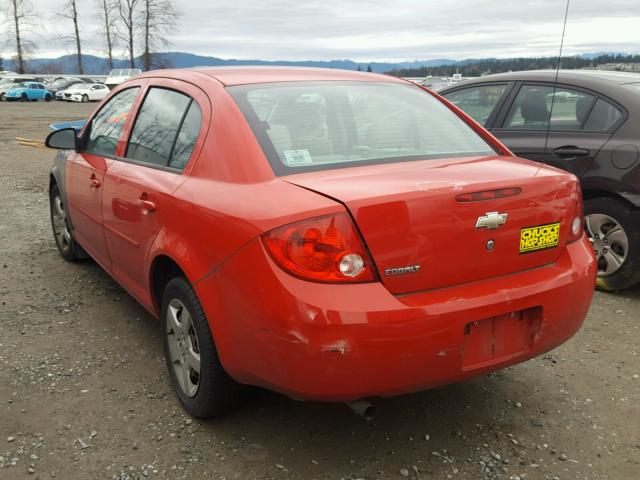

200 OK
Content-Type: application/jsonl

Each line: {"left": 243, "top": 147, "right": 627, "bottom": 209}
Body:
{"left": 553, "top": 146, "right": 590, "bottom": 159}
{"left": 137, "top": 198, "right": 156, "bottom": 212}
{"left": 89, "top": 176, "right": 101, "bottom": 188}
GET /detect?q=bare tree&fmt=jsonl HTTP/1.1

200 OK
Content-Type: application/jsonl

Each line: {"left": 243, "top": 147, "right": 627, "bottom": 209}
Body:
{"left": 97, "top": 0, "right": 117, "bottom": 69}
{"left": 116, "top": 0, "right": 140, "bottom": 68}
{"left": 59, "top": 0, "right": 84, "bottom": 74}
{"left": 139, "top": 0, "right": 179, "bottom": 71}
{"left": 7, "top": 0, "right": 36, "bottom": 73}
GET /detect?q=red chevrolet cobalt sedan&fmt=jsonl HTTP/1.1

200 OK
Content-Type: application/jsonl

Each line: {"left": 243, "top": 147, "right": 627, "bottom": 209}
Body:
{"left": 45, "top": 67, "right": 597, "bottom": 417}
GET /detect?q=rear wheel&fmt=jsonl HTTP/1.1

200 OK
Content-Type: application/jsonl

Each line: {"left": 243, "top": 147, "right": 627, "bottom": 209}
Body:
{"left": 0, "top": 93, "right": 5, "bottom": 102}
{"left": 50, "top": 184, "right": 86, "bottom": 261}
{"left": 584, "top": 197, "right": 640, "bottom": 291}
{"left": 161, "top": 276, "right": 244, "bottom": 418}
{"left": 45, "top": 93, "right": 52, "bottom": 102}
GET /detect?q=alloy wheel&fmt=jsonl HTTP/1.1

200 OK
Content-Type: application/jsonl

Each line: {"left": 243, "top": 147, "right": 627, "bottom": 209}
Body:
{"left": 585, "top": 213, "right": 629, "bottom": 276}
{"left": 52, "top": 194, "right": 72, "bottom": 253}
{"left": 166, "top": 298, "right": 201, "bottom": 398}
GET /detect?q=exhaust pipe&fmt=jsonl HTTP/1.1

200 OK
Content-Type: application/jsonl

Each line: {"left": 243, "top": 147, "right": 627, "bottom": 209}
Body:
{"left": 346, "top": 400, "right": 375, "bottom": 418}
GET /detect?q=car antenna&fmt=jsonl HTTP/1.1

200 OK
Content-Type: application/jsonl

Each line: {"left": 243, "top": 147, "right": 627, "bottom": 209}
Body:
{"left": 543, "top": 0, "right": 571, "bottom": 159}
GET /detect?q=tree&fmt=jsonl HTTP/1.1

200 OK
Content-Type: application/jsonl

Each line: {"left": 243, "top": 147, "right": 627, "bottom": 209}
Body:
{"left": 7, "top": 0, "right": 36, "bottom": 74}
{"left": 59, "top": 0, "right": 84, "bottom": 74}
{"left": 116, "top": 0, "right": 140, "bottom": 68}
{"left": 97, "top": 0, "right": 117, "bottom": 70}
{"left": 139, "top": 0, "right": 179, "bottom": 71}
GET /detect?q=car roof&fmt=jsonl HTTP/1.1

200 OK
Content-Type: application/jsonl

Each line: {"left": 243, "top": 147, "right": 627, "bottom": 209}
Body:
{"left": 137, "top": 66, "right": 407, "bottom": 87}
{"left": 444, "top": 69, "right": 640, "bottom": 88}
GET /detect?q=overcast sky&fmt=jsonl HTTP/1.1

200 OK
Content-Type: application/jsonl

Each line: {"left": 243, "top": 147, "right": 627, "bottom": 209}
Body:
{"left": 1, "top": 0, "right": 639, "bottom": 62}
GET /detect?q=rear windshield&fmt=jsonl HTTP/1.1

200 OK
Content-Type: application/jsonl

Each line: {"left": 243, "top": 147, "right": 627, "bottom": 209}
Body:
{"left": 228, "top": 81, "right": 496, "bottom": 175}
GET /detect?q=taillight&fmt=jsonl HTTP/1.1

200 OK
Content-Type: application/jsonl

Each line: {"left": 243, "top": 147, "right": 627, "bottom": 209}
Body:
{"left": 262, "top": 212, "right": 377, "bottom": 283}
{"left": 567, "top": 182, "right": 584, "bottom": 243}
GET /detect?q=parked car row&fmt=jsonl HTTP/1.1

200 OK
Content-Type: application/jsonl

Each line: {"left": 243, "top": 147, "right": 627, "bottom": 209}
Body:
{"left": 0, "top": 77, "right": 110, "bottom": 103}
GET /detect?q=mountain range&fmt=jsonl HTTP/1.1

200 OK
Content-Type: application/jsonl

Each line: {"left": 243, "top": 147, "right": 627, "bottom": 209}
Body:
{"left": 5, "top": 52, "right": 455, "bottom": 75}
{"left": 3, "top": 51, "right": 632, "bottom": 76}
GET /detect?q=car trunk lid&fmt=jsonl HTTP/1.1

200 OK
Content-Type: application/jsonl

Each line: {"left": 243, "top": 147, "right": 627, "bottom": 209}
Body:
{"left": 283, "top": 156, "right": 579, "bottom": 294}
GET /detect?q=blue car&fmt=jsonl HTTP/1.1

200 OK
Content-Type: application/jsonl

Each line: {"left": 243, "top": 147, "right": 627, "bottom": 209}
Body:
{"left": 4, "top": 82, "right": 53, "bottom": 102}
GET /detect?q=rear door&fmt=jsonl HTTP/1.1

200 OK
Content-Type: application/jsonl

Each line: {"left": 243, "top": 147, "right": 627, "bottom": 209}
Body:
{"left": 491, "top": 83, "right": 623, "bottom": 177}
{"left": 102, "top": 80, "right": 206, "bottom": 306}
{"left": 65, "top": 87, "right": 141, "bottom": 269}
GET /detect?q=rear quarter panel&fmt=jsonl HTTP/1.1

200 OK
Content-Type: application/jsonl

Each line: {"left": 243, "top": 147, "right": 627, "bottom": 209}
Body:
{"left": 146, "top": 79, "right": 343, "bottom": 303}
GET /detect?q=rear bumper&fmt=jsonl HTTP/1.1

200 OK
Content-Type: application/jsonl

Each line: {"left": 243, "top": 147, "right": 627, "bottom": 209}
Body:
{"left": 196, "top": 236, "right": 596, "bottom": 402}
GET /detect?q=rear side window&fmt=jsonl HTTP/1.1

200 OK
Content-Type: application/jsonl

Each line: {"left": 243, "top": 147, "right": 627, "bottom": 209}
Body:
{"left": 126, "top": 87, "right": 201, "bottom": 169}
{"left": 443, "top": 84, "right": 508, "bottom": 126}
{"left": 169, "top": 102, "right": 202, "bottom": 170}
{"left": 85, "top": 87, "right": 139, "bottom": 156}
{"left": 582, "top": 99, "right": 622, "bottom": 131}
{"left": 504, "top": 85, "right": 596, "bottom": 131}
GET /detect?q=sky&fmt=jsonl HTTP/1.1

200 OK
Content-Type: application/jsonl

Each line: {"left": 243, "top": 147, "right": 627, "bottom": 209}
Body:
{"left": 1, "top": 0, "right": 639, "bottom": 62}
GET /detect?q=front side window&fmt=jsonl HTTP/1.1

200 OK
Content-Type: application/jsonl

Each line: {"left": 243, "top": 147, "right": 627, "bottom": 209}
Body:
{"left": 85, "top": 87, "right": 139, "bottom": 156}
{"left": 443, "top": 84, "right": 508, "bottom": 126}
{"left": 229, "top": 82, "right": 496, "bottom": 175}
{"left": 503, "top": 84, "right": 598, "bottom": 131}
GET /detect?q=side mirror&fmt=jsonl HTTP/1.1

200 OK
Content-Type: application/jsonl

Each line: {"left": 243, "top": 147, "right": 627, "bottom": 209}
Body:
{"left": 45, "top": 128, "right": 78, "bottom": 150}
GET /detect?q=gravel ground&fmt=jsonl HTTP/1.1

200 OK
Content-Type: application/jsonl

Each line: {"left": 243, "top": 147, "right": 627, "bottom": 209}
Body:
{"left": 1, "top": 101, "right": 639, "bottom": 480}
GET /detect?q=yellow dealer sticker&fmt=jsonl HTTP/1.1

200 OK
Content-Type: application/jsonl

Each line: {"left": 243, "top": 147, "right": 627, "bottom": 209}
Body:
{"left": 519, "top": 223, "right": 560, "bottom": 253}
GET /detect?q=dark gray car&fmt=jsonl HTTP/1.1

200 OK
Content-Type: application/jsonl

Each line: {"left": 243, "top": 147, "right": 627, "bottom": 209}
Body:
{"left": 441, "top": 70, "right": 640, "bottom": 290}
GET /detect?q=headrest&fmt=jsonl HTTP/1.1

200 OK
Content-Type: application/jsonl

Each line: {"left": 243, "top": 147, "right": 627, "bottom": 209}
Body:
{"left": 521, "top": 90, "right": 550, "bottom": 123}
{"left": 576, "top": 96, "right": 592, "bottom": 125}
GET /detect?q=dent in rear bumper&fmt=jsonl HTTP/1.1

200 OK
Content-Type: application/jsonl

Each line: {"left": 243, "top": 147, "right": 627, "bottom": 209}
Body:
{"left": 195, "top": 236, "right": 596, "bottom": 402}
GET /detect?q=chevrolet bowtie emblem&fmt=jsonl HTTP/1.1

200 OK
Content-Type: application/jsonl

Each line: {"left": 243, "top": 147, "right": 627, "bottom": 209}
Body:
{"left": 475, "top": 212, "right": 508, "bottom": 229}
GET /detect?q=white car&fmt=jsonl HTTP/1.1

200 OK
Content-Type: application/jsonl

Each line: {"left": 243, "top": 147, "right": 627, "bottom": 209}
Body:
{"left": 56, "top": 82, "right": 83, "bottom": 100}
{"left": 62, "top": 83, "right": 110, "bottom": 102}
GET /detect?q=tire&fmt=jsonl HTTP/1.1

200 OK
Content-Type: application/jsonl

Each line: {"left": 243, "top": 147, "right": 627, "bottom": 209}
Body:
{"left": 45, "top": 94, "right": 52, "bottom": 102}
{"left": 20, "top": 93, "right": 29, "bottom": 102}
{"left": 50, "top": 184, "right": 86, "bottom": 261}
{"left": 81, "top": 94, "right": 89, "bottom": 103}
{"left": 0, "top": 93, "right": 5, "bottom": 102}
{"left": 161, "top": 276, "right": 244, "bottom": 418}
{"left": 584, "top": 197, "right": 640, "bottom": 291}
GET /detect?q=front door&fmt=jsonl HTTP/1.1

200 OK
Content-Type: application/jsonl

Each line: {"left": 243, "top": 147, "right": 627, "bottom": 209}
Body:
{"left": 66, "top": 87, "right": 141, "bottom": 270}
{"left": 65, "top": 151, "right": 112, "bottom": 268}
